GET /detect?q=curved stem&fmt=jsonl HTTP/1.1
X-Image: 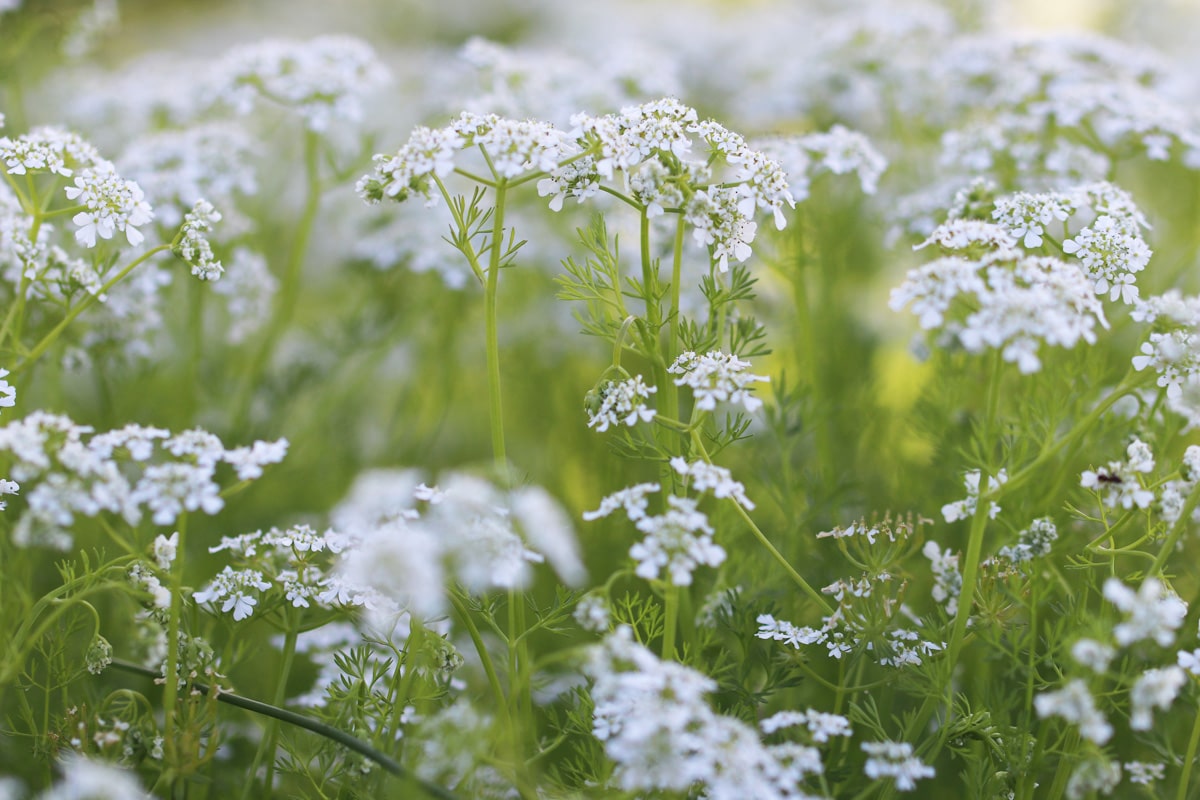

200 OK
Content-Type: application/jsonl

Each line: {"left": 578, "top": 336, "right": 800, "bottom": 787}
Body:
{"left": 107, "top": 660, "right": 458, "bottom": 800}
{"left": 11, "top": 244, "right": 172, "bottom": 376}
{"left": 690, "top": 430, "right": 833, "bottom": 615}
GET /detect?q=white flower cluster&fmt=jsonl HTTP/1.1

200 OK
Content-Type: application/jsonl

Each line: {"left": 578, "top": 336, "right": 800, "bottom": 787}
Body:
{"left": 669, "top": 456, "right": 754, "bottom": 509}
{"left": 207, "top": 35, "right": 390, "bottom": 132}
{"left": 0, "top": 126, "right": 102, "bottom": 177}
{"left": 755, "top": 125, "right": 887, "bottom": 202}
{"left": 364, "top": 97, "right": 882, "bottom": 274}
{"left": 193, "top": 524, "right": 343, "bottom": 621}
{"left": 585, "top": 483, "right": 725, "bottom": 587}
{"left": 891, "top": 248, "right": 1107, "bottom": 375}
{"left": 65, "top": 162, "right": 154, "bottom": 249}
{"left": 359, "top": 112, "right": 573, "bottom": 206}
{"left": 586, "top": 627, "right": 826, "bottom": 799}
{"left": 1080, "top": 438, "right": 1156, "bottom": 511}
{"left": 0, "top": 413, "right": 285, "bottom": 549}
{"left": 119, "top": 122, "right": 259, "bottom": 228}
{"left": 329, "top": 470, "right": 584, "bottom": 620}
{"left": 922, "top": 541, "right": 961, "bottom": 616}
{"left": 668, "top": 350, "right": 768, "bottom": 413}
{"left": 995, "top": 517, "right": 1058, "bottom": 565}
{"left": 759, "top": 709, "right": 852, "bottom": 743}
{"left": 1130, "top": 292, "right": 1200, "bottom": 429}
{"left": 173, "top": 199, "right": 224, "bottom": 281}
{"left": 757, "top": 583, "right": 946, "bottom": 669}
{"left": 941, "top": 469, "right": 1007, "bottom": 523}
{"left": 586, "top": 375, "right": 656, "bottom": 432}
{"left": 991, "top": 182, "right": 1152, "bottom": 304}
{"left": 861, "top": 740, "right": 935, "bottom": 792}
{"left": 1103, "top": 577, "right": 1187, "bottom": 648}
{"left": 935, "top": 34, "right": 1200, "bottom": 185}
{"left": 454, "top": 36, "right": 681, "bottom": 127}
{"left": 1034, "top": 678, "right": 1113, "bottom": 744}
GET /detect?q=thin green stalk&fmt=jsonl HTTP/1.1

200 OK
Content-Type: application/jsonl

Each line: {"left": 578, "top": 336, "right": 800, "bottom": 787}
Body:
{"left": 1177, "top": 698, "right": 1200, "bottom": 800}
{"left": 690, "top": 430, "right": 833, "bottom": 615}
{"left": 11, "top": 244, "right": 172, "bottom": 376}
{"left": 162, "top": 515, "right": 188, "bottom": 766}
{"left": 231, "top": 129, "right": 323, "bottom": 432}
{"left": 485, "top": 181, "right": 509, "bottom": 477}
{"left": 1148, "top": 479, "right": 1200, "bottom": 578}
{"left": 449, "top": 592, "right": 535, "bottom": 799}
{"left": 661, "top": 585, "right": 679, "bottom": 661}
{"left": 241, "top": 618, "right": 299, "bottom": 800}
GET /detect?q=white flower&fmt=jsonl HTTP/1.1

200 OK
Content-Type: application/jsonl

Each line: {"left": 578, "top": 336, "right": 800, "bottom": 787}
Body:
{"left": 587, "top": 375, "right": 656, "bottom": 432}
{"left": 582, "top": 483, "right": 661, "bottom": 522}
{"left": 153, "top": 531, "right": 178, "bottom": 570}
{"left": 630, "top": 496, "right": 724, "bottom": 586}
{"left": 861, "top": 740, "right": 935, "bottom": 792}
{"left": 40, "top": 753, "right": 145, "bottom": 800}
{"left": 0, "top": 369, "right": 14, "bottom": 410}
{"left": 942, "top": 469, "right": 1007, "bottom": 522}
{"left": 668, "top": 350, "right": 768, "bottom": 413}
{"left": 193, "top": 565, "right": 272, "bottom": 621}
{"left": 1103, "top": 577, "right": 1187, "bottom": 647}
{"left": 1070, "top": 638, "right": 1115, "bottom": 673}
{"left": 1035, "top": 679, "right": 1112, "bottom": 744}
{"left": 670, "top": 457, "right": 754, "bottom": 509}
{"left": 173, "top": 199, "right": 224, "bottom": 280}
{"left": 65, "top": 162, "right": 154, "bottom": 248}
{"left": 1129, "top": 666, "right": 1186, "bottom": 730}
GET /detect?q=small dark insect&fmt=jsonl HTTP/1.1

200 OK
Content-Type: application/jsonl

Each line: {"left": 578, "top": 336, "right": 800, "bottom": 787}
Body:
{"left": 1096, "top": 473, "right": 1123, "bottom": 484}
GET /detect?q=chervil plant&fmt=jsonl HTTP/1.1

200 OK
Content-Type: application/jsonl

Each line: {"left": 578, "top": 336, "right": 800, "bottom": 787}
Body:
{"left": 5, "top": 1, "right": 1200, "bottom": 799}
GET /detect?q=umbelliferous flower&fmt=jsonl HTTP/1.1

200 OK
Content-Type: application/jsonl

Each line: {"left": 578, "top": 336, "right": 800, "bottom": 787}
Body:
{"left": 1034, "top": 679, "right": 1112, "bottom": 744}
{"left": 65, "top": 162, "right": 154, "bottom": 248}
{"left": 861, "top": 741, "right": 935, "bottom": 792}
{"left": 668, "top": 350, "right": 768, "bottom": 412}
{"left": 587, "top": 375, "right": 657, "bottom": 432}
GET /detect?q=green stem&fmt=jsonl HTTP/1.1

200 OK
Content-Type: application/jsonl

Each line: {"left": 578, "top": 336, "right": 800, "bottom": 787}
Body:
{"left": 1148, "top": 479, "right": 1200, "bottom": 579}
{"left": 10, "top": 244, "right": 172, "bottom": 376}
{"left": 242, "top": 619, "right": 299, "bottom": 800}
{"left": 1177, "top": 697, "right": 1200, "bottom": 800}
{"left": 162, "top": 515, "right": 188, "bottom": 767}
{"left": 690, "top": 430, "right": 833, "bottom": 615}
{"left": 485, "top": 182, "right": 509, "bottom": 478}
{"left": 231, "top": 129, "right": 323, "bottom": 432}
{"left": 449, "top": 592, "right": 535, "bottom": 799}
{"left": 107, "top": 660, "right": 458, "bottom": 800}
{"left": 661, "top": 585, "right": 679, "bottom": 661}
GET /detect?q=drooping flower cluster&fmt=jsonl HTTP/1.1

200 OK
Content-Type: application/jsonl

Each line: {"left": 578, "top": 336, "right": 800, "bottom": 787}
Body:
{"left": 0, "top": 413, "right": 286, "bottom": 549}
{"left": 585, "top": 627, "right": 827, "bottom": 799}
{"left": 328, "top": 469, "right": 584, "bottom": 619}
{"left": 172, "top": 199, "right": 224, "bottom": 280}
